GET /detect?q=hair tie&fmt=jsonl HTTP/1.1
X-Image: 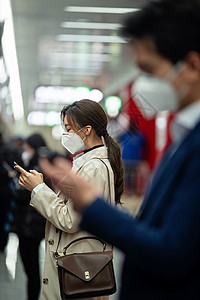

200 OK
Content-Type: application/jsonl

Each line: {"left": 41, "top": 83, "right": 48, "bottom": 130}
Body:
{"left": 101, "top": 128, "right": 107, "bottom": 137}
{"left": 101, "top": 136, "right": 106, "bottom": 146}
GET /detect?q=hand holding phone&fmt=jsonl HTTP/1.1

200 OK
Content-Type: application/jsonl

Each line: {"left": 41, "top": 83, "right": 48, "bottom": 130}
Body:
{"left": 14, "top": 162, "right": 44, "bottom": 191}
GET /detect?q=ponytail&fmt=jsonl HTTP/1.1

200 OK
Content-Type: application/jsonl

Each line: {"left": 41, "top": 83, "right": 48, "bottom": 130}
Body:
{"left": 104, "top": 131, "right": 124, "bottom": 204}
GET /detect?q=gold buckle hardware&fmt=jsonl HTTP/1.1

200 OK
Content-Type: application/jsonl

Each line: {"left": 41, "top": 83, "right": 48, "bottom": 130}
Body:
{"left": 85, "top": 271, "right": 90, "bottom": 279}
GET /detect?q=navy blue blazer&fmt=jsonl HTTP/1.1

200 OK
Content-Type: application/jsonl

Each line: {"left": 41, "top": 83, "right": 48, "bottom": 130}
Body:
{"left": 80, "top": 120, "right": 200, "bottom": 300}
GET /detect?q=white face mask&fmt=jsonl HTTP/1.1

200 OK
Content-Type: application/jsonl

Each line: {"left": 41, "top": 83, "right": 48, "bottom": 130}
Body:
{"left": 21, "top": 151, "right": 33, "bottom": 167}
{"left": 132, "top": 74, "right": 178, "bottom": 119}
{"left": 61, "top": 128, "right": 86, "bottom": 154}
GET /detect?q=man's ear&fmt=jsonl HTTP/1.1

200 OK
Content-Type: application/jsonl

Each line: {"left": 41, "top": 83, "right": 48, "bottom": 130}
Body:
{"left": 185, "top": 51, "right": 200, "bottom": 83}
{"left": 84, "top": 125, "right": 92, "bottom": 136}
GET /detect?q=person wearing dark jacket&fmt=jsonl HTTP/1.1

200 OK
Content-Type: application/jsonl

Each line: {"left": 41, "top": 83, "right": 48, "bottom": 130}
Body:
{"left": 11, "top": 133, "right": 46, "bottom": 300}
{"left": 0, "top": 133, "right": 21, "bottom": 251}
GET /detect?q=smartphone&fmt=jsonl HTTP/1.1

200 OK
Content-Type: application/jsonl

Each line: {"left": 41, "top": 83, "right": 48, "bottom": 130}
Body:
{"left": 13, "top": 161, "right": 18, "bottom": 167}
{"left": 14, "top": 161, "right": 26, "bottom": 173}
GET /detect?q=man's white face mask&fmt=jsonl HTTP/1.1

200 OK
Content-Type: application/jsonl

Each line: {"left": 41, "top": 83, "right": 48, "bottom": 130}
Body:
{"left": 132, "top": 63, "right": 185, "bottom": 119}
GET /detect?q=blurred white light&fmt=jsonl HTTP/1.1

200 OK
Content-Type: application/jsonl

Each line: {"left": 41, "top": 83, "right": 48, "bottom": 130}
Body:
{"left": 2, "top": 0, "right": 24, "bottom": 121}
{"left": 35, "top": 86, "right": 103, "bottom": 104}
{"left": 50, "top": 52, "right": 111, "bottom": 63}
{"left": 56, "top": 34, "right": 125, "bottom": 44}
{"left": 35, "top": 86, "right": 75, "bottom": 104}
{"left": 27, "top": 111, "right": 46, "bottom": 126}
{"left": 64, "top": 6, "right": 140, "bottom": 14}
{"left": 105, "top": 96, "right": 122, "bottom": 118}
{"left": 0, "top": 0, "right": 10, "bottom": 20}
{"left": 155, "top": 111, "right": 169, "bottom": 151}
{"left": 156, "top": 116, "right": 167, "bottom": 130}
{"left": 46, "top": 111, "right": 60, "bottom": 127}
{"left": 5, "top": 233, "right": 19, "bottom": 279}
{"left": 52, "top": 125, "right": 64, "bottom": 140}
{"left": 27, "top": 111, "right": 61, "bottom": 126}
{"left": 89, "top": 89, "right": 103, "bottom": 102}
{"left": 61, "top": 22, "right": 121, "bottom": 30}
{"left": 1, "top": 86, "right": 8, "bottom": 98}
{"left": 0, "top": 58, "right": 8, "bottom": 83}
{"left": 73, "top": 87, "right": 90, "bottom": 101}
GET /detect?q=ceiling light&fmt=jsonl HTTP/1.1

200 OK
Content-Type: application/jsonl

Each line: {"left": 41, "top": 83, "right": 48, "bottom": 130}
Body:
{"left": 56, "top": 34, "right": 125, "bottom": 44}
{"left": 60, "top": 22, "right": 121, "bottom": 30}
{"left": 50, "top": 53, "right": 111, "bottom": 63}
{"left": 1, "top": 0, "right": 24, "bottom": 121}
{"left": 35, "top": 86, "right": 104, "bottom": 104}
{"left": 27, "top": 111, "right": 61, "bottom": 127}
{"left": 35, "top": 86, "right": 74, "bottom": 104}
{"left": 0, "top": 0, "right": 10, "bottom": 21}
{"left": 64, "top": 6, "right": 140, "bottom": 14}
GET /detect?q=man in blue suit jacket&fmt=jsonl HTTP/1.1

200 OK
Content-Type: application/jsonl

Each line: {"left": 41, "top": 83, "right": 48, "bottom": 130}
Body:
{"left": 17, "top": 0, "right": 200, "bottom": 299}
{"left": 73, "top": 1, "right": 200, "bottom": 299}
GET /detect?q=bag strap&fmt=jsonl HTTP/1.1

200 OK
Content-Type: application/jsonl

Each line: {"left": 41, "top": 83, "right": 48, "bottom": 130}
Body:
{"left": 63, "top": 236, "right": 106, "bottom": 255}
{"left": 97, "top": 158, "right": 112, "bottom": 205}
{"left": 54, "top": 230, "right": 62, "bottom": 258}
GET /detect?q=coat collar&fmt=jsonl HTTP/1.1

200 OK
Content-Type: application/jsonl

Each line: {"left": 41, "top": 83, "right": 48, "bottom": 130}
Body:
{"left": 72, "top": 146, "right": 108, "bottom": 173}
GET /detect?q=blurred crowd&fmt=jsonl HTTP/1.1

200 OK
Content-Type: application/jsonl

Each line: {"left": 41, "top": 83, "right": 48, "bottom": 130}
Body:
{"left": 0, "top": 132, "right": 68, "bottom": 300}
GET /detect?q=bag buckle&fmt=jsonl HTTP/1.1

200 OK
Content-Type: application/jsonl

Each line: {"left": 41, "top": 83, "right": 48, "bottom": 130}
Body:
{"left": 85, "top": 271, "right": 90, "bottom": 280}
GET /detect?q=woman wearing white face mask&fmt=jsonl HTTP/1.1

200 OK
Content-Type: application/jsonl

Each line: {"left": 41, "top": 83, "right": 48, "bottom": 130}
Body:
{"left": 16, "top": 99, "right": 124, "bottom": 300}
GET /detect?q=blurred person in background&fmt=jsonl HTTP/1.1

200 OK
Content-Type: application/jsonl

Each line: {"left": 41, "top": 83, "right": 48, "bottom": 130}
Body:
{"left": 16, "top": 0, "right": 200, "bottom": 299}
{"left": 0, "top": 132, "right": 21, "bottom": 251}
{"left": 10, "top": 136, "right": 24, "bottom": 157}
{"left": 120, "top": 121, "right": 144, "bottom": 195}
{"left": 15, "top": 100, "right": 124, "bottom": 300}
{"left": 11, "top": 133, "right": 47, "bottom": 300}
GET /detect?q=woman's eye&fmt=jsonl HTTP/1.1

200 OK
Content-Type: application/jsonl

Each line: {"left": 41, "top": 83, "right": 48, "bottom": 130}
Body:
{"left": 67, "top": 128, "right": 71, "bottom": 132}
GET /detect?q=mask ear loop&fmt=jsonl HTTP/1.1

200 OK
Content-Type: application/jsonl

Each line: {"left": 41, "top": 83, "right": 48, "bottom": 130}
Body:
{"left": 76, "top": 127, "right": 87, "bottom": 142}
{"left": 101, "top": 136, "right": 106, "bottom": 146}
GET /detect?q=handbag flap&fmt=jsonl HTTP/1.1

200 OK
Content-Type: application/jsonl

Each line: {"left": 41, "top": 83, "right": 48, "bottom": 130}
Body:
{"left": 57, "top": 251, "right": 113, "bottom": 282}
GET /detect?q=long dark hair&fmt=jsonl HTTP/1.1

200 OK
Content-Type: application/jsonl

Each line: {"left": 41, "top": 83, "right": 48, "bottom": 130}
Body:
{"left": 61, "top": 99, "right": 124, "bottom": 204}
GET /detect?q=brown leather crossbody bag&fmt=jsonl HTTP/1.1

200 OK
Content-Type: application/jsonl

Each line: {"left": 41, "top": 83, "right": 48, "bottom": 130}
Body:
{"left": 55, "top": 236, "right": 116, "bottom": 299}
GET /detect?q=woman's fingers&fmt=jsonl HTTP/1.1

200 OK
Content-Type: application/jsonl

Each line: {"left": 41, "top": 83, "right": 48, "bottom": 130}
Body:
{"left": 30, "top": 170, "right": 43, "bottom": 181}
{"left": 14, "top": 165, "right": 27, "bottom": 174}
{"left": 29, "top": 169, "right": 38, "bottom": 175}
{"left": 19, "top": 174, "right": 26, "bottom": 186}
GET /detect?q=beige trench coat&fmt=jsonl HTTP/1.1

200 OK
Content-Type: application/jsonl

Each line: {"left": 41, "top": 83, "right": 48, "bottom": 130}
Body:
{"left": 31, "top": 146, "right": 115, "bottom": 300}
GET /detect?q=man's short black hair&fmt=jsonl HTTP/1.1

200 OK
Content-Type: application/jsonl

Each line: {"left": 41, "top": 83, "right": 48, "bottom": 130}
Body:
{"left": 121, "top": 0, "right": 200, "bottom": 64}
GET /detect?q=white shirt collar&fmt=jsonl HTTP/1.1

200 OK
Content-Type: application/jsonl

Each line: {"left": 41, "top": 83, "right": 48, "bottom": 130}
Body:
{"left": 171, "top": 100, "right": 200, "bottom": 143}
